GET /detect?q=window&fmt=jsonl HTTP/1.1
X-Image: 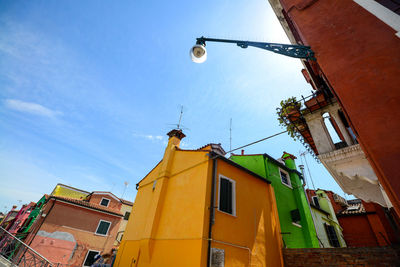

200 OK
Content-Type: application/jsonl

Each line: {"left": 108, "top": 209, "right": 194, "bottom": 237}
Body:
{"left": 100, "top": 198, "right": 110, "bottom": 207}
{"left": 124, "top": 212, "right": 131, "bottom": 220}
{"left": 279, "top": 169, "right": 292, "bottom": 188}
{"left": 95, "top": 220, "right": 111, "bottom": 236}
{"left": 324, "top": 223, "right": 340, "bottom": 247}
{"left": 83, "top": 250, "right": 100, "bottom": 266}
{"left": 290, "top": 209, "right": 301, "bottom": 226}
{"left": 218, "top": 176, "right": 236, "bottom": 216}
{"left": 312, "top": 196, "right": 320, "bottom": 208}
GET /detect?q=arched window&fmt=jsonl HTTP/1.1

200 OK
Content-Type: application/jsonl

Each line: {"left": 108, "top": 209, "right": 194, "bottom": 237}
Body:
{"left": 322, "top": 112, "right": 346, "bottom": 149}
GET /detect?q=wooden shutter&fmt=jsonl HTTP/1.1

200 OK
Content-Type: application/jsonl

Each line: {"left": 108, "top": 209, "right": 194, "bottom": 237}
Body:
{"left": 220, "top": 178, "right": 233, "bottom": 214}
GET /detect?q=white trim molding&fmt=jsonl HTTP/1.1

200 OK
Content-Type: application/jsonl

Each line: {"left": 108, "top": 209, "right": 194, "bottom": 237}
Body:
{"left": 92, "top": 192, "right": 120, "bottom": 202}
{"left": 354, "top": 0, "right": 400, "bottom": 37}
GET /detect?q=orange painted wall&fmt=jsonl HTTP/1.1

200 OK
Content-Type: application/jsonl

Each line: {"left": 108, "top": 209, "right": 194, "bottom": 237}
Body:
{"left": 89, "top": 194, "right": 122, "bottom": 211}
{"left": 27, "top": 200, "right": 122, "bottom": 266}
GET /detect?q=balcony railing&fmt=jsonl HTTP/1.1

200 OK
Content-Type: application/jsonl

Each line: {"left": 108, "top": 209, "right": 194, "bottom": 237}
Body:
{"left": 0, "top": 227, "right": 52, "bottom": 267}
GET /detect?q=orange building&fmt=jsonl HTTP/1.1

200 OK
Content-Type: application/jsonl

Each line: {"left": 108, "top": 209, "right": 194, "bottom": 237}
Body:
{"left": 268, "top": 0, "right": 400, "bottom": 216}
{"left": 115, "top": 130, "right": 284, "bottom": 266}
{"left": 25, "top": 192, "right": 123, "bottom": 266}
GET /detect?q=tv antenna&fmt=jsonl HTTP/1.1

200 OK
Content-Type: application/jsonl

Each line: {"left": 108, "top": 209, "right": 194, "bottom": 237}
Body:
{"left": 229, "top": 118, "right": 232, "bottom": 153}
{"left": 167, "top": 105, "right": 189, "bottom": 131}
{"left": 121, "top": 181, "right": 129, "bottom": 199}
{"left": 177, "top": 105, "right": 183, "bottom": 129}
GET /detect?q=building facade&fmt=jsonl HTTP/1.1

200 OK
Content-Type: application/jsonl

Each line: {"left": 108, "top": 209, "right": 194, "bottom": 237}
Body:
{"left": 5, "top": 202, "right": 36, "bottom": 235}
{"left": 115, "top": 199, "right": 133, "bottom": 246}
{"left": 268, "top": 0, "right": 400, "bottom": 215}
{"left": 115, "top": 130, "right": 284, "bottom": 266}
{"left": 335, "top": 199, "right": 400, "bottom": 247}
{"left": 230, "top": 152, "right": 319, "bottom": 248}
{"left": 24, "top": 194, "right": 123, "bottom": 266}
{"left": 306, "top": 189, "right": 346, "bottom": 248}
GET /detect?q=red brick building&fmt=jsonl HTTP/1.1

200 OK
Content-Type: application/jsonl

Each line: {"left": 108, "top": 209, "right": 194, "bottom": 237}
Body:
{"left": 268, "top": 0, "right": 400, "bottom": 215}
{"left": 25, "top": 192, "right": 123, "bottom": 266}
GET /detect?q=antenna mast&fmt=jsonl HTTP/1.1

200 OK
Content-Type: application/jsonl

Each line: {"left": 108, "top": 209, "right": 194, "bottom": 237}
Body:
{"left": 229, "top": 118, "right": 232, "bottom": 152}
{"left": 177, "top": 106, "right": 183, "bottom": 130}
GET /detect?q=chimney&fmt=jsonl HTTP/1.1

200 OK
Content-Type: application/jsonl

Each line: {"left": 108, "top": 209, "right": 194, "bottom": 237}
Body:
{"left": 166, "top": 129, "right": 186, "bottom": 148}
{"left": 241, "top": 149, "right": 244, "bottom": 155}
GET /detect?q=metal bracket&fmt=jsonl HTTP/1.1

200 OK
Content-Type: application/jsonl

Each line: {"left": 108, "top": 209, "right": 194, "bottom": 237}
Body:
{"left": 196, "top": 36, "right": 315, "bottom": 60}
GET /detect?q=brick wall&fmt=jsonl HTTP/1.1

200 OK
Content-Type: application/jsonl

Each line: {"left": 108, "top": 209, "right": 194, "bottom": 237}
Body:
{"left": 283, "top": 247, "right": 400, "bottom": 267}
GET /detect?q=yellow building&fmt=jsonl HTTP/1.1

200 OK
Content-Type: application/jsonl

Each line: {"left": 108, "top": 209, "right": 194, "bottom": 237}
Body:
{"left": 114, "top": 130, "right": 284, "bottom": 267}
{"left": 50, "top": 183, "right": 90, "bottom": 199}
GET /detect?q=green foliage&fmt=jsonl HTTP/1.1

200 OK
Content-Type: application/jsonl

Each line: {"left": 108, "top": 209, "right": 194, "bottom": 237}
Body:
{"left": 277, "top": 97, "right": 302, "bottom": 140}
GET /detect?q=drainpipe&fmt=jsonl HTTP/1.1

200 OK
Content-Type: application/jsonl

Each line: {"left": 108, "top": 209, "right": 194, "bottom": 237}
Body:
{"left": 207, "top": 156, "right": 217, "bottom": 267}
{"left": 299, "top": 165, "right": 323, "bottom": 247}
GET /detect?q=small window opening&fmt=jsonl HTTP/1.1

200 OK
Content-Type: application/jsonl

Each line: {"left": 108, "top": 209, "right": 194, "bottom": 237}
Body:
{"left": 324, "top": 223, "right": 340, "bottom": 247}
{"left": 96, "top": 220, "right": 111, "bottom": 235}
{"left": 100, "top": 198, "right": 110, "bottom": 207}
{"left": 312, "top": 196, "right": 320, "bottom": 208}
{"left": 290, "top": 209, "right": 301, "bottom": 225}
{"left": 279, "top": 169, "right": 292, "bottom": 188}
{"left": 219, "top": 176, "right": 235, "bottom": 215}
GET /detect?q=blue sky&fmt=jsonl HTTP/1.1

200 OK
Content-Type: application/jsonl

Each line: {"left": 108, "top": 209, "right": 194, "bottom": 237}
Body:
{"left": 0, "top": 0, "right": 348, "bottom": 212}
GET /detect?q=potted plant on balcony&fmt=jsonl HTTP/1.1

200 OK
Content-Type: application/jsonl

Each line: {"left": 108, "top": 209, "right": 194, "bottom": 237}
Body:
{"left": 277, "top": 97, "right": 304, "bottom": 140}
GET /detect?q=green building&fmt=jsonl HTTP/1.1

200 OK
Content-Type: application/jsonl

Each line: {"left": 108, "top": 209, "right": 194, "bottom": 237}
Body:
{"left": 230, "top": 152, "right": 319, "bottom": 248}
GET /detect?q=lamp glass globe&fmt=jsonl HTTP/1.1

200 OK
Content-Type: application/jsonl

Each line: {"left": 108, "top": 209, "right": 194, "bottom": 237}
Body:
{"left": 190, "top": 44, "right": 207, "bottom": 63}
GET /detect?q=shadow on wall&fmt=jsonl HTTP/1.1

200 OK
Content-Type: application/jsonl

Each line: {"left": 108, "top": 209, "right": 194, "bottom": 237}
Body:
{"left": 31, "top": 231, "right": 76, "bottom": 265}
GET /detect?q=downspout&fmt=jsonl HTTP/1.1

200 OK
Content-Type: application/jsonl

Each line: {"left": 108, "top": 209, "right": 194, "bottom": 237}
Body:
{"left": 207, "top": 156, "right": 217, "bottom": 267}
{"left": 299, "top": 165, "right": 323, "bottom": 247}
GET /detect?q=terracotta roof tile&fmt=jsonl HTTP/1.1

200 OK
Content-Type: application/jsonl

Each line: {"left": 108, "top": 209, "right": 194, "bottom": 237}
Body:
{"left": 50, "top": 195, "right": 123, "bottom": 216}
{"left": 338, "top": 203, "right": 366, "bottom": 215}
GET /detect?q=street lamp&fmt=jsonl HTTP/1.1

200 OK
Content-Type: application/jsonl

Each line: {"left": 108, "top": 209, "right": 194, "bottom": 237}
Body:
{"left": 190, "top": 36, "right": 315, "bottom": 63}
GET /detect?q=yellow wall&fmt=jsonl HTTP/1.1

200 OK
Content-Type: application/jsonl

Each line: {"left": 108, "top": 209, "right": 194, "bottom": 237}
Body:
{"left": 51, "top": 184, "right": 89, "bottom": 199}
{"left": 115, "top": 136, "right": 283, "bottom": 266}
{"left": 211, "top": 160, "right": 283, "bottom": 267}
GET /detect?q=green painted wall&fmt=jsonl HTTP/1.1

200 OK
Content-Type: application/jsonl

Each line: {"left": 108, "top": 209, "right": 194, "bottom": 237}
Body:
{"left": 230, "top": 153, "right": 319, "bottom": 248}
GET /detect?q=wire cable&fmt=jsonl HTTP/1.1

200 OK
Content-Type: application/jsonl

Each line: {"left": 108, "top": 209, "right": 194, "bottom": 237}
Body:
{"left": 225, "top": 130, "right": 288, "bottom": 154}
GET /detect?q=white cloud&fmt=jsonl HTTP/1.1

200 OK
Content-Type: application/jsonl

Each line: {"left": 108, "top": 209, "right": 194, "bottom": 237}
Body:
{"left": 4, "top": 99, "right": 62, "bottom": 118}
{"left": 134, "top": 133, "right": 165, "bottom": 143}
{"left": 145, "top": 135, "right": 163, "bottom": 141}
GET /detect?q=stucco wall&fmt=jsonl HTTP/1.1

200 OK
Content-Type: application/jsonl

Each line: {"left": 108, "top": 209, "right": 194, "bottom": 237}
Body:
{"left": 270, "top": 0, "right": 400, "bottom": 215}
{"left": 230, "top": 154, "right": 319, "bottom": 248}
{"left": 29, "top": 200, "right": 121, "bottom": 266}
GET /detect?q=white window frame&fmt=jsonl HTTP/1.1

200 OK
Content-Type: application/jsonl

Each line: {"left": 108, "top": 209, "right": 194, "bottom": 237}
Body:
{"left": 82, "top": 249, "right": 100, "bottom": 267}
{"left": 99, "top": 197, "right": 110, "bottom": 207}
{"left": 95, "top": 219, "right": 111, "bottom": 236}
{"left": 217, "top": 175, "right": 236, "bottom": 217}
{"left": 279, "top": 168, "right": 292, "bottom": 188}
{"left": 292, "top": 222, "right": 302, "bottom": 228}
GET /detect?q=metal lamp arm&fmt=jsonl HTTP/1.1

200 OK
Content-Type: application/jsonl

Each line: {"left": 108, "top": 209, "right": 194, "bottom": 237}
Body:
{"left": 196, "top": 36, "right": 315, "bottom": 60}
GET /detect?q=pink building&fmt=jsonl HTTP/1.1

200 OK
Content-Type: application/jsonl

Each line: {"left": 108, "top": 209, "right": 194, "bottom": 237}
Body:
{"left": 6, "top": 202, "right": 36, "bottom": 235}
